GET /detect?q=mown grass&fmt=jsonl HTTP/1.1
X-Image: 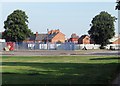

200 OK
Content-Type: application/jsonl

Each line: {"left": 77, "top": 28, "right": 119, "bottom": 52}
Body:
{"left": 1, "top": 56, "right": 120, "bottom": 85}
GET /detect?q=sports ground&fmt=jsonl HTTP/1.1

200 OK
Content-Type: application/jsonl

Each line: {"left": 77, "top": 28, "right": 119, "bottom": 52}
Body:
{"left": 1, "top": 50, "right": 120, "bottom": 85}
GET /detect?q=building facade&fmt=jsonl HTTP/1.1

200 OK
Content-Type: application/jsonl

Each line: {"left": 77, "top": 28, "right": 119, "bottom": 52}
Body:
{"left": 78, "top": 35, "right": 91, "bottom": 44}
{"left": 68, "top": 33, "right": 79, "bottom": 43}
{"left": 24, "top": 29, "right": 65, "bottom": 43}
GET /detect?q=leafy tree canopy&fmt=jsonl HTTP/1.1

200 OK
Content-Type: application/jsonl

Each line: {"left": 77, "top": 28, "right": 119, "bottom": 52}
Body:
{"left": 2, "top": 9, "right": 33, "bottom": 42}
{"left": 88, "top": 11, "right": 116, "bottom": 48}
{"left": 116, "top": 1, "right": 120, "bottom": 10}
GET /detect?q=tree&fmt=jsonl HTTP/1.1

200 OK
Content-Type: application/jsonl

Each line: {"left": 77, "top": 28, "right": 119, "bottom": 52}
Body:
{"left": 2, "top": 9, "right": 33, "bottom": 42}
{"left": 88, "top": 11, "right": 116, "bottom": 49}
{"left": 116, "top": 1, "right": 120, "bottom": 10}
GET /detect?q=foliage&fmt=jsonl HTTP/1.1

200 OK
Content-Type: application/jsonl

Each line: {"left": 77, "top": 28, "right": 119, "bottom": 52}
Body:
{"left": 88, "top": 11, "right": 116, "bottom": 48}
{"left": 116, "top": 1, "right": 120, "bottom": 10}
{"left": 2, "top": 9, "right": 33, "bottom": 42}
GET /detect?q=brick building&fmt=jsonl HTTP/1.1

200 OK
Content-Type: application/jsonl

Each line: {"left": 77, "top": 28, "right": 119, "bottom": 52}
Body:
{"left": 68, "top": 33, "right": 79, "bottom": 43}
{"left": 24, "top": 32, "right": 47, "bottom": 43}
{"left": 112, "top": 38, "right": 120, "bottom": 44}
{"left": 78, "top": 35, "right": 90, "bottom": 44}
{"left": 25, "top": 29, "right": 65, "bottom": 43}
{"left": 44, "top": 29, "right": 65, "bottom": 43}
{"left": 109, "top": 35, "right": 120, "bottom": 44}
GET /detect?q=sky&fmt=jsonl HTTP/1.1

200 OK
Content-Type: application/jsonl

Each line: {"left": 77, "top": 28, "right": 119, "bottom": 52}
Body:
{"left": 0, "top": 1, "right": 118, "bottom": 38}
{"left": 0, "top": 0, "right": 116, "bottom": 2}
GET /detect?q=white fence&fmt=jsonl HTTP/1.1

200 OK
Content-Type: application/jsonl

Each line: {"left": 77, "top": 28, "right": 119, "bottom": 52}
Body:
{"left": 78, "top": 44, "right": 101, "bottom": 50}
{"left": 105, "top": 44, "right": 120, "bottom": 50}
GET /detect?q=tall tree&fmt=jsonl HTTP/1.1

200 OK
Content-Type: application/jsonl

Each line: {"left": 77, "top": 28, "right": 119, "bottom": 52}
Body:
{"left": 116, "top": 0, "right": 120, "bottom": 10}
{"left": 88, "top": 11, "right": 116, "bottom": 49}
{"left": 2, "top": 9, "right": 33, "bottom": 42}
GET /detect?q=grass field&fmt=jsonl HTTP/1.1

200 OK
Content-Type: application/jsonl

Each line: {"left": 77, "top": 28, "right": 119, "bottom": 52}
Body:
{"left": 1, "top": 55, "right": 120, "bottom": 85}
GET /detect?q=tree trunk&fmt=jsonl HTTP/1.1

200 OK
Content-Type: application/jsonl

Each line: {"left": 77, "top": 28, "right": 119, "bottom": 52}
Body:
{"left": 100, "top": 43, "right": 105, "bottom": 49}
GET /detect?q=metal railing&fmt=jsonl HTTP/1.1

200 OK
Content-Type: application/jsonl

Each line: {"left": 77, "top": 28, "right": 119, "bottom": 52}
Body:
{"left": 0, "top": 42, "right": 102, "bottom": 51}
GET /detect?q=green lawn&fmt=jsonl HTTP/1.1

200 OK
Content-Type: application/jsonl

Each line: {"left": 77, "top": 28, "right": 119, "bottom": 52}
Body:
{"left": 1, "top": 56, "right": 120, "bottom": 85}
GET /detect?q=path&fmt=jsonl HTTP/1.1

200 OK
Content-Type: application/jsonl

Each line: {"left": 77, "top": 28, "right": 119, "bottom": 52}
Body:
{"left": 1, "top": 50, "right": 120, "bottom": 56}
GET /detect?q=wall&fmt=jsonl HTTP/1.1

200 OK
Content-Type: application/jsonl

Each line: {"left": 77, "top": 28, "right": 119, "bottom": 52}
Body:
{"left": 112, "top": 38, "right": 120, "bottom": 44}
{"left": 52, "top": 32, "right": 65, "bottom": 43}
{"left": 83, "top": 36, "right": 90, "bottom": 44}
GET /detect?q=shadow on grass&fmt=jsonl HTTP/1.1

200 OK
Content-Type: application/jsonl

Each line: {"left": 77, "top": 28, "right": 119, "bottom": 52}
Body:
{"left": 90, "top": 57, "right": 120, "bottom": 60}
{"left": 2, "top": 62, "right": 120, "bottom": 84}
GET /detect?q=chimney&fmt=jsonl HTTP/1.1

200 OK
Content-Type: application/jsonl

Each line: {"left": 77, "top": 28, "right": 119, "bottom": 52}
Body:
{"left": 54, "top": 29, "right": 59, "bottom": 33}
{"left": 36, "top": 32, "right": 38, "bottom": 37}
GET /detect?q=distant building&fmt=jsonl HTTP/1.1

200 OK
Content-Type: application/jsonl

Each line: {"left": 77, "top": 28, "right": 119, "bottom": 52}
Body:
{"left": 109, "top": 35, "right": 120, "bottom": 44}
{"left": 112, "top": 38, "right": 120, "bottom": 44}
{"left": 24, "top": 32, "right": 47, "bottom": 43}
{"left": 24, "top": 29, "right": 65, "bottom": 43}
{"left": 105, "top": 35, "right": 120, "bottom": 50}
{"left": 68, "top": 33, "right": 79, "bottom": 43}
{"left": 78, "top": 35, "right": 91, "bottom": 44}
{"left": 44, "top": 29, "right": 65, "bottom": 43}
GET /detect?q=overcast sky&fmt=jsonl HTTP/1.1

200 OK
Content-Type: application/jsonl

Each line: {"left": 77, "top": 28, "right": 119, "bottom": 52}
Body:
{"left": 0, "top": 0, "right": 118, "bottom": 38}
